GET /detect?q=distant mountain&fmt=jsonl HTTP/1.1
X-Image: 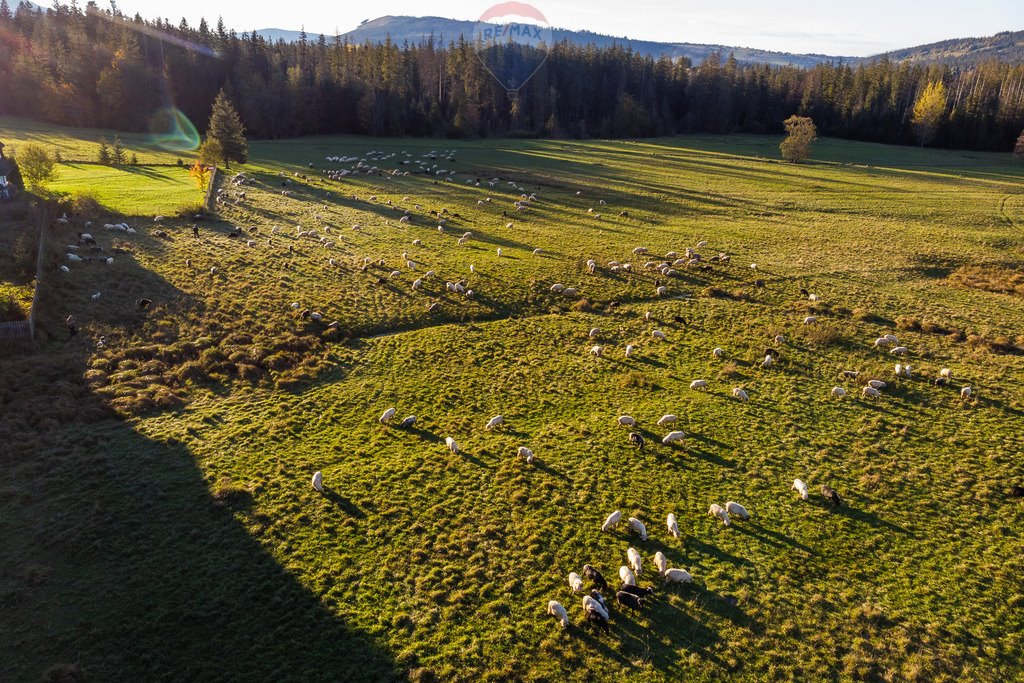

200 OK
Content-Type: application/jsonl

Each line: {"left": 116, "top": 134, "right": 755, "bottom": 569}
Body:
{"left": 255, "top": 16, "right": 849, "bottom": 68}
{"left": 867, "top": 30, "right": 1024, "bottom": 65}
{"left": 254, "top": 16, "right": 1024, "bottom": 68}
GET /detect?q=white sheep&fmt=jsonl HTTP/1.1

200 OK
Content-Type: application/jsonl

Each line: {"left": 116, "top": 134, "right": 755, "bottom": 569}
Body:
{"left": 380, "top": 407, "right": 397, "bottom": 424}
{"left": 583, "top": 594, "right": 609, "bottom": 619}
{"left": 568, "top": 572, "right": 584, "bottom": 593}
{"left": 657, "top": 415, "right": 679, "bottom": 426}
{"left": 627, "top": 547, "right": 643, "bottom": 575}
{"left": 311, "top": 471, "right": 324, "bottom": 492}
{"left": 867, "top": 380, "right": 886, "bottom": 389}
{"left": 601, "top": 510, "right": 622, "bottom": 532}
{"left": 793, "top": 478, "right": 809, "bottom": 500}
{"left": 961, "top": 386, "right": 972, "bottom": 399}
{"left": 940, "top": 368, "right": 952, "bottom": 379}
{"left": 656, "top": 285, "right": 668, "bottom": 297}
{"left": 803, "top": 316, "right": 818, "bottom": 324}
{"left": 628, "top": 517, "right": 648, "bottom": 541}
{"left": 619, "top": 566, "right": 636, "bottom": 586}
{"left": 590, "top": 345, "right": 603, "bottom": 357}
{"left": 725, "top": 501, "right": 750, "bottom": 520}
{"left": 652, "top": 330, "right": 666, "bottom": 340}
{"left": 732, "top": 388, "right": 749, "bottom": 401}
{"left": 654, "top": 551, "right": 668, "bottom": 575}
{"left": 90, "top": 292, "right": 101, "bottom": 301}
{"left": 832, "top": 386, "right": 848, "bottom": 399}
{"left": 884, "top": 334, "right": 899, "bottom": 343}
{"left": 689, "top": 380, "right": 708, "bottom": 390}
{"left": 874, "top": 337, "right": 893, "bottom": 347}
{"left": 550, "top": 283, "right": 565, "bottom": 293}
{"left": 517, "top": 446, "right": 534, "bottom": 464}
{"left": 59, "top": 265, "right": 70, "bottom": 273}
{"left": 708, "top": 504, "right": 730, "bottom": 526}
{"left": 862, "top": 386, "right": 881, "bottom": 398}
{"left": 713, "top": 348, "right": 724, "bottom": 358}
{"left": 625, "top": 345, "right": 636, "bottom": 358}
{"left": 105, "top": 257, "right": 114, "bottom": 266}
{"left": 588, "top": 328, "right": 600, "bottom": 339}
{"left": 891, "top": 346, "right": 909, "bottom": 356}
{"left": 662, "top": 431, "right": 686, "bottom": 444}
{"left": 547, "top": 600, "right": 569, "bottom": 628}
{"left": 664, "top": 568, "right": 693, "bottom": 584}
{"left": 445, "top": 437, "right": 459, "bottom": 454}
{"left": 667, "top": 513, "right": 680, "bottom": 538}
{"left": 485, "top": 415, "right": 504, "bottom": 430}
{"left": 617, "top": 415, "right": 636, "bottom": 427}
{"left": 412, "top": 278, "right": 424, "bottom": 290}
{"left": 774, "top": 335, "right": 786, "bottom": 344}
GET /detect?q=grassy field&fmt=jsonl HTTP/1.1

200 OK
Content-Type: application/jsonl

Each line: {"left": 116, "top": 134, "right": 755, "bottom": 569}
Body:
{"left": 2, "top": 125, "right": 1024, "bottom": 682}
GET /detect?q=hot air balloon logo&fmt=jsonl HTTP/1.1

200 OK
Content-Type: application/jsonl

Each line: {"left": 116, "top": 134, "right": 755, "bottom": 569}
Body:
{"left": 473, "top": 2, "right": 555, "bottom": 100}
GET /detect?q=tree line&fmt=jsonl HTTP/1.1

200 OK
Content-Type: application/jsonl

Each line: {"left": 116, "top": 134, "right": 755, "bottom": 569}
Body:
{"left": 0, "top": 1, "right": 1022, "bottom": 152}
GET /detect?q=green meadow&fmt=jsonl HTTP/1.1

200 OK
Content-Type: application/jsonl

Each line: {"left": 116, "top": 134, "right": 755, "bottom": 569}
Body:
{"left": 2, "top": 123, "right": 1023, "bottom": 682}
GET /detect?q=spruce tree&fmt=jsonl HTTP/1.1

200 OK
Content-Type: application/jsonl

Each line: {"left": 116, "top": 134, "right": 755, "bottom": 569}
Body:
{"left": 97, "top": 138, "right": 111, "bottom": 165}
{"left": 111, "top": 135, "right": 125, "bottom": 165}
{"left": 0, "top": 0, "right": 11, "bottom": 22}
{"left": 207, "top": 89, "right": 248, "bottom": 168}
{"left": 1015, "top": 130, "right": 1024, "bottom": 160}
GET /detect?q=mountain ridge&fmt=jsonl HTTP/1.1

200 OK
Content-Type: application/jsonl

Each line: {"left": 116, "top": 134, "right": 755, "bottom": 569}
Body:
{"left": 254, "top": 15, "right": 1024, "bottom": 67}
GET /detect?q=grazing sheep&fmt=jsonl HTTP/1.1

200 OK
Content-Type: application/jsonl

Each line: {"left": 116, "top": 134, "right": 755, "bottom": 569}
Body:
{"left": 619, "top": 584, "right": 654, "bottom": 599}
{"left": 652, "top": 330, "right": 667, "bottom": 341}
{"left": 617, "top": 415, "right": 636, "bottom": 427}
{"left": 584, "top": 607, "right": 610, "bottom": 633}
{"left": 601, "top": 510, "right": 623, "bottom": 532}
{"left": 657, "top": 415, "right": 679, "bottom": 426}
{"left": 654, "top": 551, "right": 668, "bottom": 575}
{"left": 662, "top": 431, "right": 686, "bottom": 445}
{"left": 689, "top": 380, "right": 708, "bottom": 390}
{"left": 59, "top": 265, "right": 70, "bottom": 273}
{"left": 803, "top": 316, "right": 818, "bottom": 324}
{"left": 517, "top": 446, "right": 535, "bottom": 464}
{"left": 708, "top": 504, "right": 730, "bottom": 526}
{"left": 832, "top": 387, "right": 847, "bottom": 398}
{"left": 862, "top": 386, "right": 881, "bottom": 398}
{"left": 547, "top": 601, "right": 569, "bottom": 628}
{"left": 582, "top": 565, "right": 608, "bottom": 591}
{"left": 663, "top": 568, "right": 693, "bottom": 584}
{"left": 793, "top": 479, "right": 809, "bottom": 500}
{"left": 774, "top": 334, "right": 786, "bottom": 344}
{"left": 583, "top": 594, "right": 609, "bottom": 620}
{"left": 590, "top": 345, "right": 603, "bottom": 357}
{"left": 616, "top": 591, "right": 645, "bottom": 611}
{"left": 311, "top": 471, "right": 324, "bottom": 492}
{"left": 891, "top": 346, "right": 909, "bottom": 356}
{"left": 961, "top": 386, "right": 973, "bottom": 399}
{"left": 625, "top": 345, "right": 637, "bottom": 358}
{"left": 841, "top": 370, "right": 860, "bottom": 379}
{"left": 485, "top": 415, "right": 504, "bottom": 430}
{"left": 667, "top": 513, "right": 680, "bottom": 539}
{"left": 627, "top": 547, "right": 643, "bottom": 575}
{"left": 725, "top": 501, "right": 750, "bottom": 520}
{"left": 568, "top": 572, "right": 584, "bottom": 593}
{"left": 713, "top": 347, "right": 724, "bottom": 358}
{"left": 874, "top": 337, "right": 894, "bottom": 347}
{"left": 619, "top": 566, "right": 636, "bottom": 586}
{"left": 412, "top": 278, "right": 424, "bottom": 290}
{"left": 380, "top": 407, "right": 397, "bottom": 424}
{"left": 628, "top": 517, "right": 648, "bottom": 541}
{"left": 628, "top": 432, "right": 645, "bottom": 448}
{"left": 588, "top": 328, "right": 600, "bottom": 339}
{"left": 91, "top": 292, "right": 101, "bottom": 301}
{"left": 940, "top": 368, "right": 952, "bottom": 379}
{"left": 105, "top": 257, "right": 114, "bottom": 266}
{"left": 732, "top": 388, "right": 749, "bottom": 402}
{"left": 445, "top": 437, "right": 459, "bottom": 454}
{"left": 399, "top": 416, "right": 417, "bottom": 428}
{"left": 867, "top": 380, "right": 886, "bottom": 389}
{"left": 656, "top": 285, "right": 668, "bottom": 297}
{"left": 821, "top": 485, "right": 843, "bottom": 507}
{"left": 761, "top": 355, "right": 775, "bottom": 369}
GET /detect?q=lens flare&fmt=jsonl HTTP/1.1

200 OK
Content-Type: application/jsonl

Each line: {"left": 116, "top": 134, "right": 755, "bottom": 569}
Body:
{"left": 148, "top": 108, "right": 200, "bottom": 152}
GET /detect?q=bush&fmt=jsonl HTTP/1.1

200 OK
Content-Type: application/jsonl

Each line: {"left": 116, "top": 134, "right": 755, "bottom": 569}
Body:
{"left": 16, "top": 143, "right": 57, "bottom": 189}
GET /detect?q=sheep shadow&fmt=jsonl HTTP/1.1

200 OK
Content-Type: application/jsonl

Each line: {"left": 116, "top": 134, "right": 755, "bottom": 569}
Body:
{"left": 684, "top": 538, "right": 753, "bottom": 568}
{"left": 530, "top": 459, "right": 572, "bottom": 482}
{"left": 732, "top": 521, "right": 817, "bottom": 556}
{"left": 689, "top": 584, "right": 758, "bottom": 632}
{"left": 830, "top": 501, "right": 913, "bottom": 536}
{"left": 319, "top": 486, "right": 367, "bottom": 519}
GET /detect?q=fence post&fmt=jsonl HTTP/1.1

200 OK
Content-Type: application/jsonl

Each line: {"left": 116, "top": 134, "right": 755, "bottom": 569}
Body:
{"left": 26, "top": 215, "right": 49, "bottom": 341}
{"left": 204, "top": 165, "right": 219, "bottom": 213}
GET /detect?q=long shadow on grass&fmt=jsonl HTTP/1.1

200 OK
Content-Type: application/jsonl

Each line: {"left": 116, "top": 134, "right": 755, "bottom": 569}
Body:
{"left": 0, "top": 219, "right": 401, "bottom": 681}
{"left": 733, "top": 521, "right": 818, "bottom": 556}
{"left": 320, "top": 486, "right": 368, "bottom": 519}
{"left": 685, "top": 538, "right": 753, "bottom": 568}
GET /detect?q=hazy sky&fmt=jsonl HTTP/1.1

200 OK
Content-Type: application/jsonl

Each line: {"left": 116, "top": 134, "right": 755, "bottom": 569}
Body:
{"left": 118, "top": 0, "right": 1023, "bottom": 56}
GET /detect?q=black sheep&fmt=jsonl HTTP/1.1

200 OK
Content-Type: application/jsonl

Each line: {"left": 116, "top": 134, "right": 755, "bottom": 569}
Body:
{"left": 619, "top": 584, "right": 654, "bottom": 598}
{"left": 582, "top": 564, "right": 608, "bottom": 592}
{"left": 584, "top": 608, "right": 610, "bottom": 633}
{"left": 628, "top": 432, "right": 645, "bottom": 449}
{"left": 821, "top": 485, "right": 843, "bottom": 508}
{"left": 616, "top": 591, "right": 644, "bottom": 611}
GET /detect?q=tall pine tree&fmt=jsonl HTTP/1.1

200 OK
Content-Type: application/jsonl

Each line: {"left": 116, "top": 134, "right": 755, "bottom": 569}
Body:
{"left": 207, "top": 89, "right": 248, "bottom": 169}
